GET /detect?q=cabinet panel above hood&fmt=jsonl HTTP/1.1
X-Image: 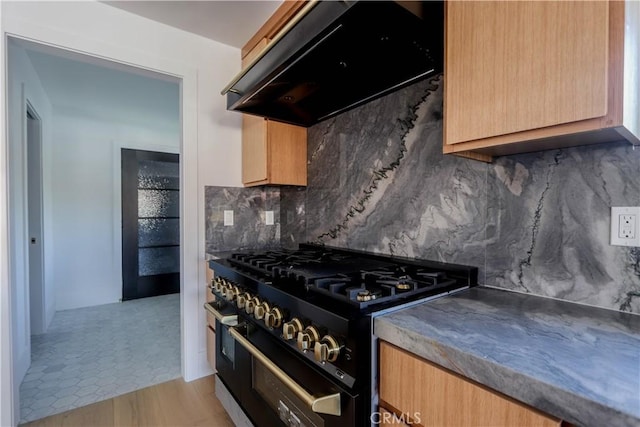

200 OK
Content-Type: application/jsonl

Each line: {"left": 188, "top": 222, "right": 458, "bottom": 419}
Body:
{"left": 221, "top": 0, "right": 444, "bottom": 127}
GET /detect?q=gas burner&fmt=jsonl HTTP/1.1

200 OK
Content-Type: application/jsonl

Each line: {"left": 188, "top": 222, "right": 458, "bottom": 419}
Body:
{"left": 356, "top": 289, "right": 381, "bottom": 302}
{"left": 372, "top": 277, "right": 416, "bottom": 291}
{"left": 226, "top": 245, "right": 470, "bottom": 309}
{"left": 395, "top": 281, "right": 412, "bottom": 291}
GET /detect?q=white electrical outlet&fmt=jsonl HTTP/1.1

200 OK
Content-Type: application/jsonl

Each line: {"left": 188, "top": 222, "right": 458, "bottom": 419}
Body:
{"left": 265, "top": 210, "right": 275, "bottom": 225}
{"left": 610, "top": 207, "right": 640, "bottom": 246}
{"left": 223, "top": 210, "right": 234, "bottom": 226}
{"left": 619, "top": 215, "right": 636, "bottom": 239}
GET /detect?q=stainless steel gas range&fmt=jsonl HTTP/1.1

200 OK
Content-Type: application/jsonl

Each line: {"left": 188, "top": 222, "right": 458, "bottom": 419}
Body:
{"left": 204, "top": 244, "right": 477, "bottom": 427}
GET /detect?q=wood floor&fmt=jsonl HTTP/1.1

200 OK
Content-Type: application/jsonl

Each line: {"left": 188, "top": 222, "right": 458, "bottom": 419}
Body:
{"left": 20, "top": 375, "right": 235, "bottom": 427}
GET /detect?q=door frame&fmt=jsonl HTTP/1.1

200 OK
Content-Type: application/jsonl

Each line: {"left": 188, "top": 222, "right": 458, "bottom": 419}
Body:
{"left": 112, "top": 143, "right": 180, "bottom": 302}
{"left": 3, "top": 27, "right": 203, "bottom": 426}
{"left": 26, "top": 102, "right": 45, "bottom": 335}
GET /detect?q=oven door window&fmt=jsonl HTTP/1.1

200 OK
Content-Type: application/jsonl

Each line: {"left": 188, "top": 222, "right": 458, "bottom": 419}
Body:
{"left": 220, "top": 324, "right": 235, "bottom": 363}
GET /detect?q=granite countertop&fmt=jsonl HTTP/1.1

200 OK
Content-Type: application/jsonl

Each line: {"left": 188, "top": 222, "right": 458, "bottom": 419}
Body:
{"left": 374, "top": 286, "right": 640, "bottom": 427}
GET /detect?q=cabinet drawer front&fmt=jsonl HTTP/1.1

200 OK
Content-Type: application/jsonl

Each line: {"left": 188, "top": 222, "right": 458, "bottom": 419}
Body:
{"left": 206, "top": 309, "right": 216, "bottom": 329}
{"left": 379, "top": 342, "right": 561, "bottom": 427}
{"left": 206, "top": 325, "right": 216, "bottom": 371}
{"left": 445, "top": 1, "right": 609, "bottom": 145}
{"left": 376, "top": 407, "right": 410, "bottom": 426}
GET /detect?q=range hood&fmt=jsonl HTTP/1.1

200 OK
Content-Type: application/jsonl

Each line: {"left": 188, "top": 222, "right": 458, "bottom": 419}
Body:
{"left": 221, "top": 0, "right": 444, "bottom": 127}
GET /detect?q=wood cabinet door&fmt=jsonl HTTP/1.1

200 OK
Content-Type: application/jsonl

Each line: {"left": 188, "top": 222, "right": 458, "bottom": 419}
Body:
{"left": 242, "top": 118, "right": 307, "bottom": 186}
{"left": 241, "top": 36, "right": 308, "bottom": 186}
{"left": 444, "top": 1, "right": 610, "bottom": 146}
{"left": 267, "top": 120, "right": 307, "bottom": 186}
{"left": 242, "top": 114, "right": 268, "bottom": 185}
{"left": 379, "top": 341, "right": 562, "bottom": 427}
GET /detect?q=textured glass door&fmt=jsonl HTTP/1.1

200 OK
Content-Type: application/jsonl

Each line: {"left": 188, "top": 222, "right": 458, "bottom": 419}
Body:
{"left": 122, "top": 149, "right": 180, "bottom": 301}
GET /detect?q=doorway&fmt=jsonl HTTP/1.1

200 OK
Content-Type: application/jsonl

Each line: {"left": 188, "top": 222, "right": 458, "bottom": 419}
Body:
{"left": 7, "top": 37, "right": 184, "bottom": 423}
{"left": 26, "top": 105, "right": 45, "bottom": 335}
{"left": 121, "top": 149, "right": 180, "bottom": 301}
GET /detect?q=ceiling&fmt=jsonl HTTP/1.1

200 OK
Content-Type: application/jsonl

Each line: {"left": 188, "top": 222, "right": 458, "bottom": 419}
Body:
{"left": 10, "top": 1, "right": 285, "bottom": 128}
{"left": 12, "top": 38, "right": 180, "bottom": 130}
{"left": 102, "top": 1, "right": 283, "bottom": 48}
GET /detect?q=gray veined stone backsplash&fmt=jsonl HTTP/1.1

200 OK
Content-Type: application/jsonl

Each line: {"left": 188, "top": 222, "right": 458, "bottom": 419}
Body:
{"left": 486, "top": 142, "right": 640, "bottom": 313}
{"left": 204, "top": 186, "right": 281, "bottom": 253}
{"left": 205, "top": 74, "right": 640, "bottom": 314}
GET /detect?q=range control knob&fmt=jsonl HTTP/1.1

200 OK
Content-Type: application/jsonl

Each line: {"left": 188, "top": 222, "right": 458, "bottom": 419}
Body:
{"left": 245, "top": 297, "right": 261, "bottom": 315}
{"left": 314, "top": 335, "right": 341, "bottom": 363}
{"left": 236, "top": 292, "right": 251, "bottom": 310}
{"left": 264, "top": 307, "right": 284, "bottom": 329}
{"left": 254, "top": 302, "right": 271, "bottom": 320}
{"left": 217, "top": 282, "right": 227, "bottom": 296}
{"left": 282, "top": 318, "right": 304, "bottom": 341}
{"left": 213, "top": 277, "right": 223, "bottom": 293}
{"left": 225, "top": 285, "right": 239, "bottom": 302}
{"left": 297, "top": 326, "right": 320, "bottom": 352}
{"left": 222, "top": 278, "right": 233, "bottom": 292}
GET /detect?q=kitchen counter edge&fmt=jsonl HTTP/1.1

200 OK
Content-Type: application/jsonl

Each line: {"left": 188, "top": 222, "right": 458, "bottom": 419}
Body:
{"left": 374, "top": 286, "right": 640, "bottom": 427}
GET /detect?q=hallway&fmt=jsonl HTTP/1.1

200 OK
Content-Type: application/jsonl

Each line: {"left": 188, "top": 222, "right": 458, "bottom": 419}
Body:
{"left": 19, "top": 294, "right": 180, "bottom": 423}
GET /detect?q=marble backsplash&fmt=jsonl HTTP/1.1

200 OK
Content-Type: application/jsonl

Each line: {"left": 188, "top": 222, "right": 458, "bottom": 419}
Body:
{"left": 205, "top": 186, "right": 279, "bottom": 252}
{"left": 204, "top": 75, "right": 640, "bottom": 313}
{"left": 486, "top": 142, "right": 640, "bottom": 313}
{"left": 305, "top": 75, "right": 488, "bottom": 276}
{"left": 205, "top": 186, "right": 306, "bottom": 253}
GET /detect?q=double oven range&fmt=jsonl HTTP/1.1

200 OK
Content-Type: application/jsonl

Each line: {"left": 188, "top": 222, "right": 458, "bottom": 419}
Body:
{"left": 205, "top": 244, "right": 477, "bottom": 427}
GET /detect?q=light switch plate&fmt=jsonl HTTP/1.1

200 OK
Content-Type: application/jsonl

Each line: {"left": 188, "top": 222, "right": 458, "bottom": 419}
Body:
{"left": 223, "top": 210, "right": 234, "bottom": 226}
{"left": 265, "top": 210, "right": 275, "bottom": 225}
{"left": 610, "top": 206, "right": 640, "bottom": 246}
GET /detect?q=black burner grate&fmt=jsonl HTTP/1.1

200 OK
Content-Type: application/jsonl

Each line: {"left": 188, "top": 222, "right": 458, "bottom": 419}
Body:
{"left": 226, "top": 246, "right": 469, "bottom": 309}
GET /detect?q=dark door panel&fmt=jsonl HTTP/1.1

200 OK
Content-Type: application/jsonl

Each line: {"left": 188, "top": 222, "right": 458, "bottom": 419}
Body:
{"left": 122, "top": 148, "right": 180, "bottom": 301}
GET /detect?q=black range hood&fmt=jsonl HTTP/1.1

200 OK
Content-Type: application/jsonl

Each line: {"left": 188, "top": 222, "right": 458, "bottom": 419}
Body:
{"left": 221, "top": 0, "right": 444, "bottom": 127}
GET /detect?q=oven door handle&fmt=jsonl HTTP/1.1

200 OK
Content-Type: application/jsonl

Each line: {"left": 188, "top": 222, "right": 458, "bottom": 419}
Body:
{"left": 228, "top": 327, "right": 342, "bottom": 417}
{"left": 203, "top": 302, "right": 238, "bottom": 325}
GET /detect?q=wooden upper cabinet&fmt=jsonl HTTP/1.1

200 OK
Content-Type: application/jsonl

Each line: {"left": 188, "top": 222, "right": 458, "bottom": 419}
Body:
{"left": 241, "top": 115, "right": 307, "bottom": 186}
{"left": 241, "top": 37, "right": 268, "bottom": 70}
{"left": 443, "top": 0, "right": 639, "bottom": 161}
{"left": 241, "top": 1, "right": 306, "bottom": 61}
{"left": 378, "top": 341, "right": 562, "bottom": 427}
{"left": 239, "top": 1, "right": 308, "bottom": 187}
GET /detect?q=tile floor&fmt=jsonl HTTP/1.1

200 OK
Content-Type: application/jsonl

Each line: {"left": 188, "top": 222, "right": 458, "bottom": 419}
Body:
{"left": 19, "top": 293, "right": 181, "bottom": 424}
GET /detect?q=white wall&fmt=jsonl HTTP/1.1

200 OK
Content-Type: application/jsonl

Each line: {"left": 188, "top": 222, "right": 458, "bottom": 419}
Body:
{"left": 1, "top": 3, "right": 15, "bottom": 425}
{"left": 2, "top": 1, "right": 244, "bottom": 425}
{"left": 51, "top": 106, "right": 179, "bottom": 310}
{"left": 6, "top": 40, "right": 54, "bottom": 417}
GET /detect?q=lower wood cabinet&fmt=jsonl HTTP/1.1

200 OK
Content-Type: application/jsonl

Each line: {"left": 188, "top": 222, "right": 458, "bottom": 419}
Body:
{"left": 206, "top": 325, "right": 216, "bottom": 371}
{"left": 378, "top": 341, "right": 562, "bottom": 427}
{"left": 205, "top": 261, "right": 215, "bottom": 370}
{"left": 376, "top": 407, "right": 409, "bottom": 426}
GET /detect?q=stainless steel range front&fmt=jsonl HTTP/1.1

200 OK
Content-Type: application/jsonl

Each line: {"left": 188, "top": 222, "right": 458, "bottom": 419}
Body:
{"left": 204, "top": 244, "right": 477, "bottom": 427}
